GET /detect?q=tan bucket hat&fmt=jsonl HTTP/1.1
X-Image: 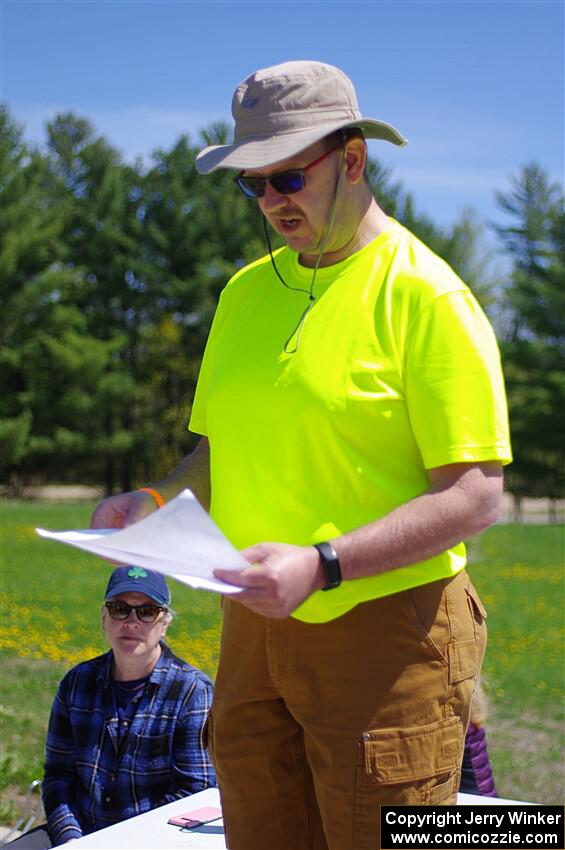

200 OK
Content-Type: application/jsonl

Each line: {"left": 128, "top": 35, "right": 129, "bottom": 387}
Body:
{"left": 195, "top": 60, "right": 407, "bottom": 174}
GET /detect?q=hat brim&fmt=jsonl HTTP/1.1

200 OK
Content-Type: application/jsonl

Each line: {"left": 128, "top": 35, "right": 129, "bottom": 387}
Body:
{"left": 105, "top": 580, "right": 170, "bottom": 607}
{"left": 195, "top": 118, "right": 407, "bottom": 175}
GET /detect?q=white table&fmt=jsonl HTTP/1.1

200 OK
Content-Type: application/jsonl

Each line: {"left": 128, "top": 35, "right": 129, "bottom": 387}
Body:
{"left": 69, "top": 788, "right": 533, "bottom": 849}
{"left": 71, "top": 788, "right": 225, "bottom": 849}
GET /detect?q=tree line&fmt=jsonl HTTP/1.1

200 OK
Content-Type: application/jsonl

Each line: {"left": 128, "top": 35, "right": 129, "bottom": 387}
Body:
{"left": 1, "top": 105, "right": 563, "bottom": 506}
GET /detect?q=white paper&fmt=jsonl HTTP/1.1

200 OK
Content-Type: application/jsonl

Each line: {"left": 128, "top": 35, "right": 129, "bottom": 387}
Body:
{"left": 36, "top": 489, "right": 246, "bottom": 594}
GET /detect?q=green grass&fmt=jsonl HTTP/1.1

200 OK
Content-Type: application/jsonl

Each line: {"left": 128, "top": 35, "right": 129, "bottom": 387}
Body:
{"left": 0, "top": 656, "right": 65, "bottom": 824}
{"left": 0, "top": 500, "right": 563, "bottom": 818}
{"left": 465, "top": 524, "right": 564, "bottom": 804}
{"left": 467, "top": 524, "right": 564, "bottom": 718}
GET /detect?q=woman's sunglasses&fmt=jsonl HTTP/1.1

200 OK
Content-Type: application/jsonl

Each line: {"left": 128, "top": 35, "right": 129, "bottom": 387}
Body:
{"left": 105, "top": 600, "right": 166, "bottom": 623}
{"left": 234, "top": 142, "right": 342, "bottom": 199}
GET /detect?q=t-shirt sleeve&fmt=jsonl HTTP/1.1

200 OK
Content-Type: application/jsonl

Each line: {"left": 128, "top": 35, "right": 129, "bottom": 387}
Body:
{"left": 405, "top": 290, "right": 512, "bottom": 469}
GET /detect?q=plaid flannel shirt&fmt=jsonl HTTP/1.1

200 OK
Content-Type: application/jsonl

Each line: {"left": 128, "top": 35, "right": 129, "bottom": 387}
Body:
{"left": 42, "top": 642, "right": 216, "bottom": 845}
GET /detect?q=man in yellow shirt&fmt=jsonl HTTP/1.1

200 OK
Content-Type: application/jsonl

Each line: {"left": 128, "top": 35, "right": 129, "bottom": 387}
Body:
{"left": 92, "top": 61, "right": 511, "bottom": 850}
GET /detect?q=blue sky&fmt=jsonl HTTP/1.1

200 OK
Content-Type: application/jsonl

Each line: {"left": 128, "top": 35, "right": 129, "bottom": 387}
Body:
{"left": 1, "top": 0, "right": 563, "bottom": 229}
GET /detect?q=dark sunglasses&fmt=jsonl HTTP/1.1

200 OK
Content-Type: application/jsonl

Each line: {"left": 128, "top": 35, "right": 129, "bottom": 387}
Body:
{"left": 234, "top": 142, "right": 343, "bottom": 199}
{"left": 105, "top": 600, "right": 166, "bottom": 623}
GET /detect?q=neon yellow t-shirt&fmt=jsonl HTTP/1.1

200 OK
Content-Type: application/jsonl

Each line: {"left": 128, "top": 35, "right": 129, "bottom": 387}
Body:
{"left": 189, "top": 221, "right": 511, "bottom": 623}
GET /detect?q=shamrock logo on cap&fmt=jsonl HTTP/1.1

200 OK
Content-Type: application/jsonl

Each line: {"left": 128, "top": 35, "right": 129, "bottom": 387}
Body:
{"left": 128, "top": 567, "right": 148, "bottom": 579}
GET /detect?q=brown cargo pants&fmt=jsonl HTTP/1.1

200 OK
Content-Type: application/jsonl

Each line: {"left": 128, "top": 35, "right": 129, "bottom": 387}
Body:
{"left": 207, "top": 569, "right": 487, "bottom": 850}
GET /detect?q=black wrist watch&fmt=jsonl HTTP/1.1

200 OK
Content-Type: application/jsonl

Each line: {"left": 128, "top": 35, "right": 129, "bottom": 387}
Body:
{"left": 313, "top": 541, "right": 342, "bottom": 591}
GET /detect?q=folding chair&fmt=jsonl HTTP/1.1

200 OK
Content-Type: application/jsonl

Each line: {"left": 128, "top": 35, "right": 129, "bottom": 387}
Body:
{"left": 0, "top": 781, "right": 48, "bottom": 848}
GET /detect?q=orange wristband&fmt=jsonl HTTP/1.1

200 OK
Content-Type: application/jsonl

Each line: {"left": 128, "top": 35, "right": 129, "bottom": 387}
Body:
{"left": 139, "top": 487, "right": 165, "bottom": 509}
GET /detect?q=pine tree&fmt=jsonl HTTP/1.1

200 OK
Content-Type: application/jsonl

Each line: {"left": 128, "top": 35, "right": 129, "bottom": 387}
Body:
{"left": 0, "top": 107, "right": 66, "bottom": 492}
{"left": 494, "top": 163, "right": 564, "bottom": 511}
{"left": 139, "top": 126, "right": 263, "bottom": 478}
{"left": 45, "top": 113, "right": 150, "bottom": 493}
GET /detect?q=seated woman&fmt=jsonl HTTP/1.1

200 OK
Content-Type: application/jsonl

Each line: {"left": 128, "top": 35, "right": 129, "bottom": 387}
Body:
{"left": 42, "top": 566, "right": 216, "bottom": 846}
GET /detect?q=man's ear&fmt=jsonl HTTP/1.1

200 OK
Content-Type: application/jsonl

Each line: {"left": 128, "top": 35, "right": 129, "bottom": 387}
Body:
{"left": 344, "top": 137, "right": 367, "bottom": 185}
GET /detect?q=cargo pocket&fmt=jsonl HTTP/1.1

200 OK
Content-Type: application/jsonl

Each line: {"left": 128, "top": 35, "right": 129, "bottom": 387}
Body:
{"left": 447, "top": 638, "right": 477, "bottom": 684}
{"left": 447, "top": 582, "right": 487, "bottom": 685}
{"left": 360, "top": 715, "right": 463, "bottom": 804}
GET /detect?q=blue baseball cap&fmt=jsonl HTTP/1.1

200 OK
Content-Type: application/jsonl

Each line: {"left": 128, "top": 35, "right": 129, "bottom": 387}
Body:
{"left": 105, "top": 566, "right": 171, "bottom": 607}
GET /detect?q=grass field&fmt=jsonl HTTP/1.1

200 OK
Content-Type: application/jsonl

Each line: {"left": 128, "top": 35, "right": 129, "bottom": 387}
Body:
{"left": 0, "top": 500, "right": 563, "bottom": 826}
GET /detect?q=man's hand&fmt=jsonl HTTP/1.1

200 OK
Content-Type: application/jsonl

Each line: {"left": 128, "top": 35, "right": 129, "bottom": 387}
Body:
{"left": 214, "top": 542, "right": 324, "bottom": 619}
{"left": 90, "top": 490, "right": 158, "bottom": 529}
